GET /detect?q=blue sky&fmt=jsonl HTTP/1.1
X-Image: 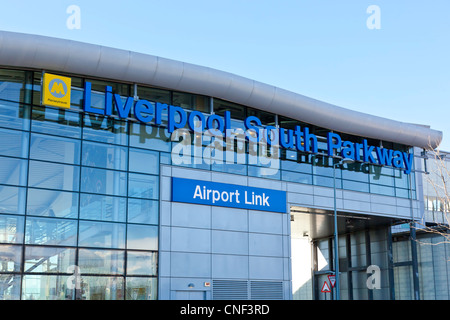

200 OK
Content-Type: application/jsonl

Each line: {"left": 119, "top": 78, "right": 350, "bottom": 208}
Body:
{"left": 1, "top": 1, "right": 449, "bottom": 150}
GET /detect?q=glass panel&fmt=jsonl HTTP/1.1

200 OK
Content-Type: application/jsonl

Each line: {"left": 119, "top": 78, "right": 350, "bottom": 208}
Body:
{"left": 79, "top": 193, "right": 126, "bottom": 222}
{"left": 129, "top": 148, "right": 159, "bottom": 174}
{"left": 78, "top": 249, "right": 124, "bottom": 274}
{"left": 0, "top": 244, "right": 21, "bottom": 272}
{"left": 22, "top": 274, "right": 74, "bottom": 300}
{"left": 0, "top": 274, "right": 21, "bottom": 300}
{"left": 126, "top": 224, "right": 158, "bottom": 251}
{"left": 128, "top": 173, "right": 159, "bottom": 199}
{"left": 28, "top": 160, "right": 80, "bottom": 191}
{"left": 313, "top": 175, "right": 338, "bottom": 188}
{"left": 129, "top": 123, "right": 171, "bottom": 152}
{"left": 0, "top": 156, "right": 27, "bottom": 186}
{"left": 78, "top": 221, "right": 125, "bottom": 249}
{"left": 27, "top": 188, "right": 78, "bottom": 218}
{"left": 31, "top": 106, "right": 81, "bottom": 138}
{"left": 80, "top": 167, "right": 127, "bottom": 196}
{"left": 0, "top": 69, "right": 26, "bottom": 102}
{"left": 370, "top": 184, "right": 395, "bottom": 196}
{"left": 25, "top": 217, "right": 77, "bottom": 246}
{"left": 0, "top": 128, "right": 29, "bottom": 158}
{"left": 126, "top": 277, "right": 157, "bottom": 300}
{"left": 281, "top": 170, "right": 312, "bottom": 184}
{"left": 370, "top": 166, "right": 395, "bottom": 186}
{"left": 126, "top": 251, "right": 157, "bottom": 276}
{"left": 213, "top": 99, "right": 246, "bottom": 120}
{"left": 83, "top": 115, "right": 128, "bottom": 146}
{"left": 342, "top": 179, "right": 370, "bottom": 192}
{"left": 137, "top": 86, "right": 171, "bottom": 104}
{"left": 0, "top": 185, "right": 26, "bottom": 215}
{"left": 82, "top": 141, "right": 127, "bottom": 171}
{"left": 30, "top": 133, "right": 80, "bottom": 164}
{"left": 0, "top": 101, "right": 30, "bottom": 130}
{"left": 281, "top": 159, "right": 312, "bottom": 174}
{"left": 127, "top": 198, "right": 158, "bottom": 225}
{"left": 0, "top": 215, "right": 24, "bottom": 244}
{"left": 172, "top": 91, "right": 209, "bottom": 113}
{"left": 24, "top": 246, "right": 76, "bottom": 273}
{"left": 76, "top": 276, "right": 124, "bottom": 300}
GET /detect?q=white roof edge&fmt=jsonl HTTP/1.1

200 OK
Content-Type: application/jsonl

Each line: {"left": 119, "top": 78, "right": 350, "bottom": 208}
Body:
{"left": 0, "top": 31, "right": 442, "bottom": 149}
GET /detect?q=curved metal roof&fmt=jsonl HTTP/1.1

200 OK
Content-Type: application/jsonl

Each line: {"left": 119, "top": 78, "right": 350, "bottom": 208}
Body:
{"left": 0, "top": 31, "right": 442, "bottom": 149}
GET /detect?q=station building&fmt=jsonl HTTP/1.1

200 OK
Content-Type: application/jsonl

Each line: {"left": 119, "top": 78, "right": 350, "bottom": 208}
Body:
{"left": 0, "top": 31, "right": 447, "bottom": 300}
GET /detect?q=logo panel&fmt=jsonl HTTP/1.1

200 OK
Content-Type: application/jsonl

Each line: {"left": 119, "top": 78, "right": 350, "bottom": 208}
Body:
{"left": 42, "top": 73, "right": 71, "bottom": 108}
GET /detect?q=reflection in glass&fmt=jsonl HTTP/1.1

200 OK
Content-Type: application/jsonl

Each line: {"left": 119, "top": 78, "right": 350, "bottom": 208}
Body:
{"left": 0, "top": 156, "right": 27, "bottom": 186}
{"left": 78, "top": 249, "right": 124, "bottom": 274}
{"left": 82, "top": 141, "right": 127, "bottom": 171}
{"left": 80, "top": 193, "right": 126, "bottom": 222}
{"left": 127, "top": 224, "right": 158, "bottom": 251}
{"left": 128, "top": 173, "right": 158, "bottom": 199}
{"left": 0, "top": 274, "right": 21, "bottom": 300}
{"left": 77, "top": 276, "right": 124, "bottom": 300}
{"left": 0, "top": 244, "right": 21, "bottom": 272}
{"left": 129, "top": 123, "right": 171, "bottom": 152}
{"left": 0, "top": 101, "right": 30, "bottom": 131}
{"left": 78, "top": 221, "right": 125, "bottom": 249}
{"left": 0, "top": 127, "right": 29, "bottom": 158}
{"left": 22, "top": 275, "right": 74, "bottom": 300}
{"left": 0, "top": 215, "right": 24, "bottom": 244}
{"left": 25, "top": 217, "right": 77, "bottom": 246}
{"left": 27, "top": 188, "right": 78, "bottom": 218}
{"left": 24, "top": 246, "right": 75, "bottom": 273}
{"left": 83, "top": 115, "right": 128, "bottom": 146}
{"left": 127, "top": 198, "right": 158, "bottom": 225}
{"left": 30, "top": 133, "right": 80, "bottom": 164}
{"left": 0, "top": 69, "right": 25, "bottom": 103}
{"left": 31, "top": 106, "right": 81, "bottom": 138}
{"left": 81, "top": 167, "right": 127, "bottom": 196}
{"left": 0, "top": 185, "right": 26, "bottom": 215}
{"left": 126, "top": 251, "right": 157, "bottom": 276}
{"left": 28, "top": 160, "right": 80, "bottom": 191}
{"left": 126, "top": 277, "right": 157, "bottom": 300}
{"left": 129, "top": 148, "right": 159, "bottom": 174}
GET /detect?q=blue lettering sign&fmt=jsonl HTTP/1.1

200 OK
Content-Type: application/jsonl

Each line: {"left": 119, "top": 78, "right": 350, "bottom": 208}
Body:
{"left": 171, "top": 177, "right": 287, "bottom": 213}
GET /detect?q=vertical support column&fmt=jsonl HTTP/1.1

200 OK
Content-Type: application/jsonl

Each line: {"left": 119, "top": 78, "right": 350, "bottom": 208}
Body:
{"left": 365, "top": 230, "right": 373, "bottom": 300}
{"left": 346, "top": 234, "right": 353, "bottom": 300}
{"left": 410, "top": 223, "right": 420, "bottom": 300}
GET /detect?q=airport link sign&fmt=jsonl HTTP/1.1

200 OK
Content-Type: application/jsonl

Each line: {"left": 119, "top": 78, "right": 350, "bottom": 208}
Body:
{"left": 41, "top": 73, "right": 414, "bottom": 175}
{"left": 171, "top": 177, "right": 287, "bottom": 213}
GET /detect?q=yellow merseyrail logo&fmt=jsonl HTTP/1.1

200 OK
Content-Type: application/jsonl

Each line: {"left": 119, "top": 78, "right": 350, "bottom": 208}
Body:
{"left": 42, "top": 73, "right": 71, "bottom": 109}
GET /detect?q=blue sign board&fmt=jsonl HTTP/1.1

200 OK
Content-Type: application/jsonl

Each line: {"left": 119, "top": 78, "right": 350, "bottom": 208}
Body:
{"left": 171, "top": 177, "right": 287, "bottom": 213}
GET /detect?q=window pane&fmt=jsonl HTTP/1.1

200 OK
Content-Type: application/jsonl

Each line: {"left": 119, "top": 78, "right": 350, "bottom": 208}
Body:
{"left": 129, "top": 148, "right": 159, "bottom": 174}
{"left": 126, "top": 251, "right": 157, "bottom": 276}
{"left": 25, "top": 217, "right": 77, "bottom": 246}
{"left": 0, "top": 215, "right": 24, "bottom": 244}
{"left": 28, "top": 160, "right": 80, "bottom": 191}
{"left": 0, "top": 185, "right": 26, "bottom": 215}
{"left": 79, "top": 193, "right": 126, "bottom": 222}
{"left": 31, "top": 106, "right": 81, "bottom": 138}
{"left": 281, "top": 170, "right": 312, "bottom": 184}
{"left": 22, "top": 274, "right": 74, "bottom": 300}
{"left": 82, "top": 141, "right": 127, "bottom": 171}
{"left": 129, "top": 123, "right": 171, "bottom": 152}
{"left": 76, "top": 276, "right": 124, "bottom": 300}
{"left": 128, "top": 173, "right": 158, "bottom": 199}
{"left": 78, "top": 221, "right": 125, "bottom": 249}
{"left": 127, "top": 225, "right": 158, "bottom": 251}
{"left": 0, "top": 101, "right": 30, "bottom": 131}
{"left": 0, "top": 274, "right": 21, "bottom": 300}
{"left": 0, "top": 156, "right": 27, "bottom": 186}
{"left": 83, "top": 115, "right": 128, "bottom": 146}
{"left": 0, "top": 128, "right": 29, "bottom": 158}
{"left": 80, "top": 167, "right": 127, "bottom": 196}
{"left": 343, "top": 179, "right": 370, "bottom": 192}
{"left": 127, "top": 198, "right": 158, "bottom": 225}
{"left": 0, "top": 244, "right": 21, "bottom": 272}
{"left": 24, "top": 246, "right": 76, "bottom": 273}
{"left": 126, "top": 277, "right": 157, "bottom": 300}
{"left": 370, "top": 184, "right": 395, "bottom": 196}
{"left": 137, "top": 86, "right": 170, "bottom": 104}
{"left": 30, "top": 133, "right": 80, "bottom": 164}
{"left": 0, "top": 69, "right": 25, "bottom": 102}
{"left": 78, "top": 249, "right": 124, "bottom": 274}
{"left": 27, "top": 188, "right": 78, "bottom": 219}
